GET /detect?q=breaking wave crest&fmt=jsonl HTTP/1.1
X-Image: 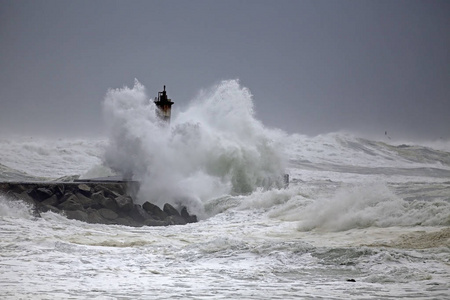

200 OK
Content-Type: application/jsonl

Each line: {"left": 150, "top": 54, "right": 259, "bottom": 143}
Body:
{"left": 295, "top": 183, "right": 450, "bottom": 231}
{"left": 102, "top": 79, "right": 286, "bottom": 215}
{"left": 0, "top": 195, "right": 34, "bottom": 220}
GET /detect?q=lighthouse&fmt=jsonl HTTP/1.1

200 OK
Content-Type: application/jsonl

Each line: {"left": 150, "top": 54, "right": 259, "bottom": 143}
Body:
{"left": 154, "top": 85, "right": 174, "bottom": 123}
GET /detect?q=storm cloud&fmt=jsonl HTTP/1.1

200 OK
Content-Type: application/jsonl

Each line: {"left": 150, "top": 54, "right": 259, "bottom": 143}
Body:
{"left": 1, "top": 0, "right": 449, "bottom": 140}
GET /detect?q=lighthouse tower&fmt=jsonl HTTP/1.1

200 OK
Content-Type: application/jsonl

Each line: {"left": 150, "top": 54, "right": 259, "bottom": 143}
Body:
{"left": 154, "top": 85, "right": 174, "bottom": 123}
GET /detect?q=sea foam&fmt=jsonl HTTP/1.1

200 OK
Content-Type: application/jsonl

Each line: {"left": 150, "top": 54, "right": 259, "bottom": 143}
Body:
{"left": 296, "top": 183, "right": 450, "bottom": 231}
{"left": 102, "top": 79, "right": 286, "bottom": 216}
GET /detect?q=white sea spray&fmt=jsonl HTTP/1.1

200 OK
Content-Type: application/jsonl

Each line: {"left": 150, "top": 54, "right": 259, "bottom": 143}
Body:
{"left": 296, "top": 182, "right": 450, "bottom": 231}
{"left": 102, "top": 79, "right": 286, "bottom": 216}
{"left": 1, "top": 80, "right": 450, "bottom": 299}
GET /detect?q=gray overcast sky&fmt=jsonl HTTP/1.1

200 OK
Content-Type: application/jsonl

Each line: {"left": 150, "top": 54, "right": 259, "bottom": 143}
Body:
{"left": 1, "top": 0, "right": 449, "bottom": 140}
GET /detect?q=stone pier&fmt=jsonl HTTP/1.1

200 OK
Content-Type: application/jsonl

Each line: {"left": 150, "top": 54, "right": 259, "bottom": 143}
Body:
{"left": 0, "top": 181, "right": 197, "bottom": 227}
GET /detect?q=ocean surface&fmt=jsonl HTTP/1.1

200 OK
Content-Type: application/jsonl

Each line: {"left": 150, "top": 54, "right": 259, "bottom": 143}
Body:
{"left": 1, "top": 80, "right": 449, "bottom": 299}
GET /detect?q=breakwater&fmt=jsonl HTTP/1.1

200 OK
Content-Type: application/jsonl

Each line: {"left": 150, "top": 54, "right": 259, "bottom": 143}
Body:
{"left": 0, "top": 181, "right": 197, "bottom": 226}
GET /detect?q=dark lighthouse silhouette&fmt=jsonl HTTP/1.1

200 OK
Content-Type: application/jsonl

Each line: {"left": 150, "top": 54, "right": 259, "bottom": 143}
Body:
{"left": 154, "top": 85, "right": 174, "bottom": 123}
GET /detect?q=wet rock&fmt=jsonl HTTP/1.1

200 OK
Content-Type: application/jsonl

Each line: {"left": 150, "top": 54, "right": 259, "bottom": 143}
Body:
{"left": 143, "top": 201, "right": 168, "bottom": 220}
{"left": 0, "top": 182, "right": 10, "bottom": 192}
{"left": 74, "top": 192, "right": 94, "bottom": 209}
{"left": 92, "top": 191, "right": 118, "bottom": 211}
{"left": 98, "top": 208, "right": 118, "bottom": 220}
{"left": 0, "top": 182, "right": 197, "bottom": 227}
{"left": 36, "top": 187, "right": 53, "bottom": 200}
{"left": 11, "top": 184, "right": 28, "bottom": 194}
{"left": 102, "top": 196, "right": 119, "bottom": 211}
{"left": 86, "top": 209, "right": 106, "bottom": 224}
{"left": 163, "top": 203, "right": 180, "bottom": 217}
{"left": 41, "top": 195, "right": 58, "bottom": 207}
{"left": 108, "top": 184, "right": 126, "bottom": 196}
{"left": 59, "top": 192, "right": 75, "bottom": 204}
{"left": 77, "top": 184, "right": 91, "bottom": 196}
{"left": 186, "top": 214, "right": 197, "bottom": 223}
{"left": 115, "top": 195, "right": 133, "bottom": 212}
{"left": 180, "top": 206, "right": 189, "bottom": 219}
{"left": 166, "top": 215, "right": 187, "bottom": 226}
{"left": 64, "top": 210, "right": 88, "bottom": 222}
{"left": 181, "top": 207, "right": 198, "bottom": 223}
{"left": 58, "top": 195, "right": 84, "bottom": 211}
{"left": 129, "top": 204, "right": 151, "bottom": 223}
{"left": 26, "top": 187, "right": 40, "bottom": 201}
{"left": 56, "top": 185, "right": 65, "bottom": 196}
{"left": 94, "top": 185, "right": 122, "bottom": 198}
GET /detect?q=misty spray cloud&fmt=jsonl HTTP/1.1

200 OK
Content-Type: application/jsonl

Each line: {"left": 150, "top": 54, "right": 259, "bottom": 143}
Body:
{"left": 102, "top": 79, "right": 286, "bottom": 217}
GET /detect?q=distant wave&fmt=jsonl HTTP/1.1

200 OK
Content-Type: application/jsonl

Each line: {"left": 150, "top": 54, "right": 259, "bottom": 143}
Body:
{"left": 0, "top": 163, "right": 40, "bottom": 181}
{"left": 0, "top": 137, "right": 106, "bottom": 179}
{"left": 285, "top": 133, "right": 450, "bottom": 175}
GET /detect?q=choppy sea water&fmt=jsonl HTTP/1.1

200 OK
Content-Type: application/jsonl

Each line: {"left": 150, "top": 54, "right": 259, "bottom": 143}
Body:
{"left": 1, "top": 81, "right": 449, "bottom": 299}
{"left": 1, "top": 134, "right": 449, "bottom": 299}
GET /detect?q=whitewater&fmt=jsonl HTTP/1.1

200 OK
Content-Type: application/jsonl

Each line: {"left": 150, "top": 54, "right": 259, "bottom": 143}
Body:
{"left": 1, "top": 80, "right": 449, "bottom": 299}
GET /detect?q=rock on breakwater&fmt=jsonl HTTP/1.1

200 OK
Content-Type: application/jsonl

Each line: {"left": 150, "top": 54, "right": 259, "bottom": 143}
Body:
{"left": 0, "top": 181, "right": 197, "bottom": 226}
